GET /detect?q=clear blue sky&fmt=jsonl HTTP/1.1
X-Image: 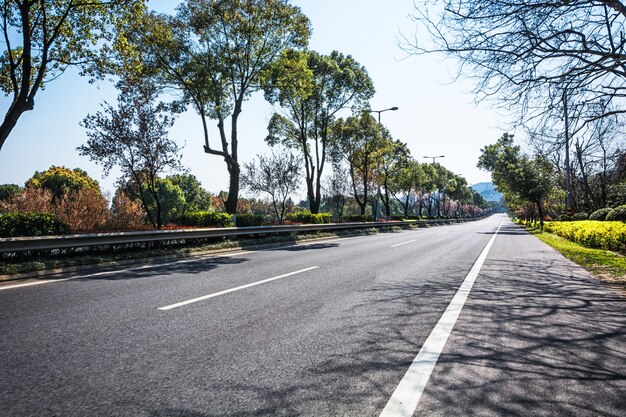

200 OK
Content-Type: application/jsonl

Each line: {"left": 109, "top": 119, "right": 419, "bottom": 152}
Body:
{"left": 0, "top": 0, "right": 507, "bottom": 197}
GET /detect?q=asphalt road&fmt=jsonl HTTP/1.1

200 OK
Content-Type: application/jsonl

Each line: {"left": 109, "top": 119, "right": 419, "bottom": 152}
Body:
{"left": 0, "top": 215, "right": 624, "bottom": 416}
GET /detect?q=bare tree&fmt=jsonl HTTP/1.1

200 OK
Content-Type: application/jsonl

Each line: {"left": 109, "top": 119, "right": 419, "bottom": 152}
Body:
{"left": 241, "top": 149, "right": 300, "bottom": 223}
{"left": 407, "top": 1, "right": 626, "bottom": 130}
{"left": 322, "top": 163, "right": 351, "bottom": 221}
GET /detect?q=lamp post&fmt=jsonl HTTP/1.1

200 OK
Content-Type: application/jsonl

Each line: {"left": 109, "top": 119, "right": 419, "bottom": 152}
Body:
{"left": 424, "top": 155, "right": 445, "bottom": 164}
{"left": 563, "top": 89, "right": 573, "bottom": 217}
{"left": 370, "top": 106, "right": 399, "bottom": 124}
{"left": 369, "top": 106, "right": 398, "bottom": 220}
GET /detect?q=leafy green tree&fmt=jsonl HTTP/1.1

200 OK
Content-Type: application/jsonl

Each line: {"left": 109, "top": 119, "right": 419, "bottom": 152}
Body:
{"left": 167, "top": 174, "right": 212, "bottom": 213}
{"left": 120, "top": 0, "right": 311, "bottom": 214}
{"left": 330, "top": 113, "right": 387, "bottom": 215}
{"left": 0, "top": 0, "right": 145, "bottom": 152}
{"left": 79, "top": 80, "right": 182, "bottom": 228}
{"left": 263, "top": 49, "right": 375, "bottom": 213}
{"left": 26, "top": 166, "right": 102, "bottom": 201}
{"left": 478, "top": 133, "right": 554, "bottom": 228}
{"left": 140, "top": 178, "right": 185, "bottom": 225}
{"left": 389, "top": 159, "right": 426, "bottom": 218}
{"left": 0, "top": 184, "right": 21, "bottom": 202}
{"left": 377, "top": 139, "right": 411, "bottom": 217}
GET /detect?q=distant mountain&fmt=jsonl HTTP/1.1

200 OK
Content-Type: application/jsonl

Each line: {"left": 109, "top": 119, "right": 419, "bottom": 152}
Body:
{"left": 471, "top": 182, "right": 503, "bottom": 202}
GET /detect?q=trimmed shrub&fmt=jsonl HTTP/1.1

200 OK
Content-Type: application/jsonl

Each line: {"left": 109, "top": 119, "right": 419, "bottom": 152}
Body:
{"left": 286, "top": 211, "right": 332, "bottom": 224}
{"left": 589, "top": 208, "right": 612, "bottom": 221}
{"left": 235, "top": 214, "right": 266, "bottom": 227}
{"left": 555, "top": 214, "right": 570, "bottom": 221}
{"left": 175, "top": 211, "right": 233, "bottom": 228}
{"left": 343, "top": 214, "right": 374, "bottom": 222}
{"left": 0, "top": 212, "right": 70, "bottom": 237}
{"left": 606, "top": 205, "right": 626, "bottom": 222}
{"left": 544, "top": 220, "right": 626, "bottom": 253}
{"left": 572, "top": 212, "right": 588, "bottom": 221}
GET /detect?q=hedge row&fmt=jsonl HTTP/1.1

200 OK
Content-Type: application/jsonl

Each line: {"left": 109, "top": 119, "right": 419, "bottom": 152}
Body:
{"left": 343, "top": 214, "right": 375, "bottom": 222}
{"left": 286, "top": 211, "right": 332, "bottom": 224}
{"left": 544, "top": 220, "right": 626, "bottom": 253}
{"left": 557, "top": 205, "right": 626, "bottom": 222}
{"left": 0, "top": 213, "right": 70, "bottom": 237}
{"left": 175, "top": 211, "right": 233, "bottom": 228}
{"left": 234, "top": 214, "right": 265, "bottom": 227}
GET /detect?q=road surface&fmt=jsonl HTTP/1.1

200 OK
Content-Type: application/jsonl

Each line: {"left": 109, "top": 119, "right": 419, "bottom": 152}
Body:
{"left": 1, "top": 214, "right": 624, "bottom": 416}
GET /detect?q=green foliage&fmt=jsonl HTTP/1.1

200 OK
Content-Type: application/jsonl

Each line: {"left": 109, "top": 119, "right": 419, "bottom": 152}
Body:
{"left": 0, "top": 213, "right": 70, "bottom": 237}
{"left": 572, "top": 212, "right": 589, "bottom": 221}
{"left": 478, "top": 133, "right": 554, "bottom": 227}
{"left": 607, "top": 184, "right": 626, "bottom": 207}
{"left": 544, "top": 221, "right": 626, "bottom": 253}
{"left": 235, "top": 214, "right": 266, "bottom": 227}
{"left": 140, "top": 178, "right": 186, "bottom": 225}
{"left": 0, "top": 1, "right": 146, "bottom": 151}
{"left": 176, "top": 211, "right": 233, "bottom": 228}
{"left": 26, "top": 166, "right": 102, "bottom": 200}
{"left": 121, "top": 0, "right": 311, "bottom": 213}
{"left": 343, "top": 214, "right": 375, "bottom": 222}
{"left": 0, "top": 184, "right": 21, "bottom": 201}
{"left": 167, "top": 174, "right": 212, "bottom": 213}
{"left": 589, "top": 208, "right": 613, "bottom": 221}
{"left": 286, "top": 211, "right": 332, "bottom": 224}
{"left": 532, "top": 229, "right": 626, "bottom": 282}
{"left": 606, "top": 205, "right": 626, "bottom": 222}
{"left": 555, "top": 214, "right": 571, "bottom": 221}
{"left": 263, "top": 49, "right": 375, "bottom": 213}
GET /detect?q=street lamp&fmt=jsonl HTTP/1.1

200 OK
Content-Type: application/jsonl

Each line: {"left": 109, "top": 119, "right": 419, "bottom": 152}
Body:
{"left": 370, "top": 106, "right": 399, "bottom": 124}
{"left": 424, "top": 155, "right": 445, "bottom": 164}
{"left": 368, "top": 107, "right": 398, "bottom": 220}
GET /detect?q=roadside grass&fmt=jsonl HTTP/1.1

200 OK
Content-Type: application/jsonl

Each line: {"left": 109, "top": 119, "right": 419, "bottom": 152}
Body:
{"left": 521, "top": 223, "right": 626, "bottom": 286}
{"left": 0, "top": 225, "right": 403, "bottom": 278}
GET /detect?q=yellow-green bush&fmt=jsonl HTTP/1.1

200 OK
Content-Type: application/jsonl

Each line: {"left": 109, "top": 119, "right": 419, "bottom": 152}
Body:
{"left": 544, "top": 221, "right": 626, "bottom": 253}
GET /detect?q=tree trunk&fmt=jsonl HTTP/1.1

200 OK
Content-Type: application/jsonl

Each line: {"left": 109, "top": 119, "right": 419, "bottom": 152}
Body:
{"left": 536, "top": 200, "right": 544, "bottom": 230}
{"left": 382, "top": 184, "right": 391, "bottom": 217}
{"left": 0, "top": 100, "right": 32, "bottom": 152}
{"left": 404, "top": 194, "right": 410, "bottom": 218}
{"left": 224, "top": 161, "right": 240, "bottom": 214}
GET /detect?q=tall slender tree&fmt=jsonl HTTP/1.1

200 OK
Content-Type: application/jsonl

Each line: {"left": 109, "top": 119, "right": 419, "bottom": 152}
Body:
{"left": 263, "top": 49, "right": 375, "bottom": 213}
{"left": 119, "top": 0, "right": 310, "bottom": 214}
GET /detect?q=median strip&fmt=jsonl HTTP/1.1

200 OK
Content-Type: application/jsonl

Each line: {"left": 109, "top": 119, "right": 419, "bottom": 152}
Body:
{"left": 380, "top": 221, "right": 503, "bottom": 417}
{"left": 158, "top": 266, "right": 320, "bottom": 311}
{"left": 0, "top": 251, "right": 253, "bottom": 291}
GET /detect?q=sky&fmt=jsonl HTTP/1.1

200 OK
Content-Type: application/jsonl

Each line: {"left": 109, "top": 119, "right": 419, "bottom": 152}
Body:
{"left": 0, "top": 0, "right": 509, "bottom": 198}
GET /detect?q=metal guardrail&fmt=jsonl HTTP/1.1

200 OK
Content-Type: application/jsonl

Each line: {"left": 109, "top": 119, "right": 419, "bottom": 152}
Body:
{"left": 0, "top": 217, "right": 482, "bottom": 254}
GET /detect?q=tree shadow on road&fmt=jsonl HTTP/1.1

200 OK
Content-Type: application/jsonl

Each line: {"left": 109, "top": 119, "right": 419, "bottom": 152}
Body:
{"left": 412, "top": 253, "right": 626, "bottom": 416}
{"left": 74, "top": 255, "right": 251, "bottom": 281}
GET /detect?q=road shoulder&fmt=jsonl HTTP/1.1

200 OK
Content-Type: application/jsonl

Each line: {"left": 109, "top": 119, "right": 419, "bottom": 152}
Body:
{"left": 414, "top": 220, "right": 626, "bottom": 417}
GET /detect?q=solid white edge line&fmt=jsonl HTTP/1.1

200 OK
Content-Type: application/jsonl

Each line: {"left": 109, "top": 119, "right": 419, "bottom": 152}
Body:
{"left": 0, "top": 251, "right": 253, "bottom": 291}
{"left": 158, "top": 266, "right": 320, "bottom": 311}
{"left": 379, "top": 221, "right": 503, "bottom": 417}
{"left": 391, "top": 240, "right": 417, "bottom": 248}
